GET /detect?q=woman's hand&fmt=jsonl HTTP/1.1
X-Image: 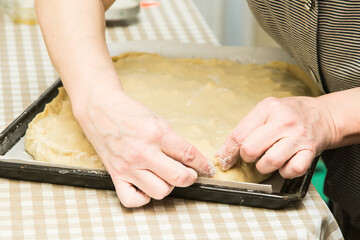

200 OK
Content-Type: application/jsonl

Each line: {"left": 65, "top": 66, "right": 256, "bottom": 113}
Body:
{"left": 35, "top": 0, "right": 360, "bottom": 205}
{"left": 74, "top": 83, "right": 215, "bottom": 207}
{"left": 216, "top": 96, "right": 336, "bottom": 179}
{"left": 36, "top": 0, "right": 215, "bottom": 208}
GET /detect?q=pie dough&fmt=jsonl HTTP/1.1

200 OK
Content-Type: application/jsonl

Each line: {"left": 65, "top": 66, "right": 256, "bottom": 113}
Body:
{"left": 25, "top": 52, "right": 320, "bottom": 183}
{"left": 25, "top": 88, "right": 103, "bottom": 169}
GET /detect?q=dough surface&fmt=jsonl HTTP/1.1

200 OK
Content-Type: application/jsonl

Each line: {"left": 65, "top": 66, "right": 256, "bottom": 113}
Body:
{"left": 25, "top": 88, "right": 103, "bottom": 169}
{"left": 25, "top": 52, "right": 320, "bottom": 183}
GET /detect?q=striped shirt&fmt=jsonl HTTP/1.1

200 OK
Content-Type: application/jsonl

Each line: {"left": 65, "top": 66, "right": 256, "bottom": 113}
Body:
{"left": 247, "top": 0, "right": 360, "bottom": 227}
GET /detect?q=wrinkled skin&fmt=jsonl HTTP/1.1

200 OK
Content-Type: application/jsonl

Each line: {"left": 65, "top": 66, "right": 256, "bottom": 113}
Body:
{"left": 35, "top": 0, "right": 215, "bottom": 208}
{"left": 76, "top": 86, "right": 215, "bottom": 207}
{"left": 35, "top": 0, "right": 360, "bottom": 207}
{"left": 216, "top": 96, "right": 336, "bottom": 179}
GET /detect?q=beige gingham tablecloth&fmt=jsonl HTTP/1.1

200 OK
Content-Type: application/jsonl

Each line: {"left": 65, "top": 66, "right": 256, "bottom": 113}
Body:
{"left": 0, "top": 1, "right": 343, "bottom": 239}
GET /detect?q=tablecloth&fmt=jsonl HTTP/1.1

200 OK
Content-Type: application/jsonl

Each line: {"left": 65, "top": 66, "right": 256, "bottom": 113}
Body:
{"left": 0, "top": 0, "right": 343, "bottom": 239}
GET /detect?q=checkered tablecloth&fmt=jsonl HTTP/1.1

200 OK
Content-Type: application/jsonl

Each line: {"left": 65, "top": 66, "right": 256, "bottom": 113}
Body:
{"left": 0, "top": 1, "right": 343, "bottom": 239}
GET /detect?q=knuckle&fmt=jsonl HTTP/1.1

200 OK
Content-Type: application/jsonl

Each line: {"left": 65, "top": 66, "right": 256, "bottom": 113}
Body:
{"left": 172, "top": 173, "right": 188, "bottom": 186}
{"left": 296, "top": 125, "right": 307, "bottom": 137}
{"left": 290, "top": 164, "right": 308, "bottom": 176}
{"left": 152, "top": 186, "right": 173, "bottom": 200}
{"left": 255, "top": 162, "right": 267, "bottom": 175}
{"left": 172, "top": 170, "right": 195, "bottom": 186}
{"left": 126, "top": 144, "right": 155, "bottom": 163}
{"left": 145, "top": 119, "right": 174, "bottom": 143}
{"left": 107, "top": 158, "right": 127, "bottom": 175}
{"left": 266, "top": 155, "right": 284, "bottom": 169}
{"left": 182, "top": 145, "right": 197, "bottom": 165}
{"left": 161, "top": 121, "right": 173, "bottom": 133}
{"left": 282, "top": 115, "right": 297, "bottom": 128}
{"left": 240, "top": 144, "right": 258, "bottom": 161}
{"left": 108, "top": 166, "right": 123, "bottom": 178}
{"left": 125, "top": 147, "right": 144, "bottom": 162}
{"left": 144, "top": 119, "right": 167, "bottom": 141}
{"left": 279, "top": 170, "right": 292, "bottom": 179}
{"left": 231, "top": 129, "right": 244, "bottom": 145}
{"left": 262, "top": 97, "right": 280, "bottom": 108}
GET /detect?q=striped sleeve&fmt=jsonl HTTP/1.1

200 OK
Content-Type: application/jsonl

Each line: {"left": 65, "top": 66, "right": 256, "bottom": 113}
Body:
{"left": 247, "top": 0, "right": 360, "bottom": 228}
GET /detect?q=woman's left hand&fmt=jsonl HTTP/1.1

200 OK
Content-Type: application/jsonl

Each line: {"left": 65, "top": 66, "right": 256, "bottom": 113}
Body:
{"left": 216, "top": 96, "right": 336, "bottom": 179}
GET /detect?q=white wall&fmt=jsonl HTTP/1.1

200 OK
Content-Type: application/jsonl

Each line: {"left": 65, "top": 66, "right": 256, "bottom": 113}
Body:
{"left": 193, "top": 0, "right": 279, "bottom": 47}
{"left": 192, "top": 0, "right": 225, "bottom": 42}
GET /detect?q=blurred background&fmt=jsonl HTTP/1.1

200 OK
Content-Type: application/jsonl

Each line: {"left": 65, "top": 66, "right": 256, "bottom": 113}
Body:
{"left": 0, "top": 0, "right": 37, "bottom": 25}
{"left": 193, "top": 0, "right": 279, "bottom": 47}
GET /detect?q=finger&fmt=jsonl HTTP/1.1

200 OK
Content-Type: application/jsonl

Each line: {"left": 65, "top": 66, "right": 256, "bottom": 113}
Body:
{"left": 255, "top": 138, "right": 298, "bottom": 174}
{"left": 217, "top": 100, "right": 272, "bottom": 170}
{"left": 240, "top": 122, "right": 282, "bottom": 163}
{"left": 278, "top": 149, "right": 315, "bottom": 179}
{"left": 131, "top": 169, "right": 174, "bottom": 200}
{"left": 147, "top": 153, "right": 198, "bottom": 187}
{"left": 161, "top": 131, "right": 215, "bottom": 177}
{"left": 112, "top": 177, "right": 151, "bottom": 208}
{"left": 217, "top": 134, "right": 240, "bottom": 171}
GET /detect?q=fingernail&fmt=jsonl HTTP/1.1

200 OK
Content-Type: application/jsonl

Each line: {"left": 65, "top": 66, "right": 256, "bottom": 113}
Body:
{"left": 199, "top": 158, "right": 215, "bottom": 178}
{"left": 219, "top": 156, "right": 232, "bottom": 171}
{"left": 208, "top": 159, "right": 216, "bottom": 176}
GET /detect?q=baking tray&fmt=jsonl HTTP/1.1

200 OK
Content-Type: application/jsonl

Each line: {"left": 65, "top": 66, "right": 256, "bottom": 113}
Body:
{"left": 0, "top": 41, "right": 320, "bottom": 209}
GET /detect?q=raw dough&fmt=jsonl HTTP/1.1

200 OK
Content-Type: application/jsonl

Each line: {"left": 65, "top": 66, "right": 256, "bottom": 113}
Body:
{"left": 25, "top": 52, "right": 320, "bottom": 183}
{"left": 25, "top": 88, "right": 103, "bottom": 169}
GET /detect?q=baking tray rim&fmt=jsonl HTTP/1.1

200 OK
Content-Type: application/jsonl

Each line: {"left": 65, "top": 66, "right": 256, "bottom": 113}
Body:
{"left": 0, "top": 41, "right": 319, "bottom": 208}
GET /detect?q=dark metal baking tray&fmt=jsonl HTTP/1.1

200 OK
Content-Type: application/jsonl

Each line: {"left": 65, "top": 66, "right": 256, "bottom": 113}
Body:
{"left": 0, "top": 78, "right": 319, "bottom": 209}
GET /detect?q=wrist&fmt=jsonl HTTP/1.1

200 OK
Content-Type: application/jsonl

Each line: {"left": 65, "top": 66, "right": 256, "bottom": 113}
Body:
{"left": 315, "top": 94, "right": 340, "bottom": 149}
{"left": 316, "top": 88, "right": 360, "bottom": 149}
{"left": 65, "top": 69, "right": 124, "bottom": 123}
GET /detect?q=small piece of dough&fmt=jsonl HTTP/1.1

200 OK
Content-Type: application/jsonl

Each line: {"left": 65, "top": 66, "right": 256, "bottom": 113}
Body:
{"left": 25, "top": 52, "right": 319, "bottom": 183}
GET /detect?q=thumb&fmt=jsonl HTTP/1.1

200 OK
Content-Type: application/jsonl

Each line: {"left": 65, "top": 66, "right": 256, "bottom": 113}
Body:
{"left": 161, "top": 131, "right": 215, "bottom": 177}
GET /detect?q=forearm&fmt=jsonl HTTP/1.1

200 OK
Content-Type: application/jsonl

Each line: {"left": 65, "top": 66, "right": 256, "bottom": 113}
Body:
{"left": 35, "top": 0, "right": 215, "bottom": 207}
{"left": 318, "top": 87, "right": 360, "bottom": 148}
{"left": 35, "top": 0, "right": 120, "bottom": 113}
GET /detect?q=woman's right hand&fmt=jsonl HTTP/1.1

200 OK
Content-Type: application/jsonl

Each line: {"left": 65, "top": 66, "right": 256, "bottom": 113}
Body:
{"left": 35, "top": 0, "right": 215, "bottom": 208}
{"left": 73, "top": 82, "right": 215, "bottom": 208}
